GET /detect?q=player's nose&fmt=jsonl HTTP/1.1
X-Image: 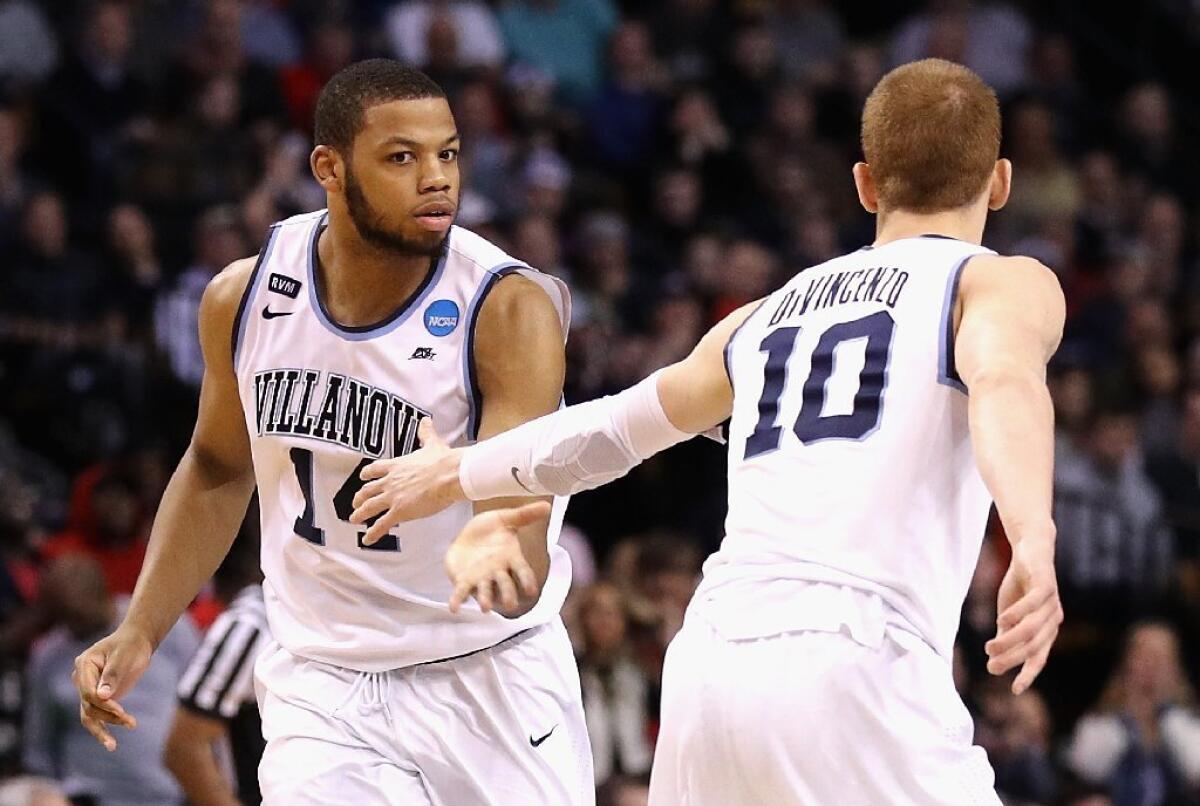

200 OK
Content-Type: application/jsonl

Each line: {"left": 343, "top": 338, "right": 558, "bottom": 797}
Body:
{"left": 418, "top": 160, "right": 451, "bottom": 194}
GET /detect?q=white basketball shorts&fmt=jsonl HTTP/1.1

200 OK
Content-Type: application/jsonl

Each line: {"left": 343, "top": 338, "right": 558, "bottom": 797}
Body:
{"left": 649, "top": 604, "right": 1001, "bottom": 806}
{"left": 253, "top": 619, "right": 594, "bottom": 805}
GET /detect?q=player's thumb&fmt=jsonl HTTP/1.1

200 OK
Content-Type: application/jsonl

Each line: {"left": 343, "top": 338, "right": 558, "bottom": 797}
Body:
{"left": 97, "top": 651, "right": 131, "bottom": 699}
{"left": 417, "top": 416, "right": 445, "bottom": 450}
{"left": 508, "top": 501, "right": 552, "bottom": 529}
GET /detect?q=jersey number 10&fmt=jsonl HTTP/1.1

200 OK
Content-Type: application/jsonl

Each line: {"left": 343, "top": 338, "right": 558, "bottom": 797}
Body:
{"left": 745, "top": 310, "right": 896, "bottom": 459}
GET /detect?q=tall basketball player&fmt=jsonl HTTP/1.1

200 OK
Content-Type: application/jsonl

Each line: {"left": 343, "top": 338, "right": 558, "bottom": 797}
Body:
{"left": 352, "top": 59, "right": 1065, "bottom": 804}
{"left": 72, "top": 60, "right": 593, "bottom": 805}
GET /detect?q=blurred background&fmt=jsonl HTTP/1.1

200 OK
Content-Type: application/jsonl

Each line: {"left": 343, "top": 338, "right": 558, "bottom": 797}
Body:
{"left": 0, "top": 1, "right": 1198, "bottom": 805}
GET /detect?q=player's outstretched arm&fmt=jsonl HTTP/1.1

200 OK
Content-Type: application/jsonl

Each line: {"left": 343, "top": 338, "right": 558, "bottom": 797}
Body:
{"left": 350, "top": 300, "right": 759, "bottom": 527}
{"left": 955, "top": 255, "right": 1066, "bottom": 695}
{"left": 72, "top": 259, "right": 258, "bottom": 750}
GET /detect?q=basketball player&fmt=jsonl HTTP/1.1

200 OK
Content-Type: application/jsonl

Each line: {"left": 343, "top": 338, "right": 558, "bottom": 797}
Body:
{"left": 72, "top": 60, "right": 594, "bottom": 805}
{"left": 351, "top": 59, "right": 1065, "bottom": 804}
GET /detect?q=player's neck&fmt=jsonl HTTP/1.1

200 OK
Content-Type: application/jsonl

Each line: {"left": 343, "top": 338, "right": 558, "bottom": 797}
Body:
{"left": 316, "top": 219, "right": 437, "bottom": 328}
{"left": 872, "top": 207, "right": 986, "bottom": 248}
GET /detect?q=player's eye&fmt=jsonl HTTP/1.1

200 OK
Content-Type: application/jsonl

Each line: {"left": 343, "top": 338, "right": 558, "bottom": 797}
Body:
{"left": 440, "top": 149, "right": 459, "bottom": 162}
{"left": 388, "top": 152, "right": 415, "bottom": 164}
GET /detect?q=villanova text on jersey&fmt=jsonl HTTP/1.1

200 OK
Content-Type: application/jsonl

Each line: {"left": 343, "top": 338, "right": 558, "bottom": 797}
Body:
{"left": 253, "top": 369, "right": 426, "bottom": 460}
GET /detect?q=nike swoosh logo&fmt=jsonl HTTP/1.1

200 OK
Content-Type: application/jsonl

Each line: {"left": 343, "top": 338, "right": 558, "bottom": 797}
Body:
{"left": 510, "top": 467, "right": 535, "bottom": 495}
{"left": 530, "top": 725, "right": 556, "bottom": 747}
{"left": 262, "top": 306, "right": 294, "bottom": 319}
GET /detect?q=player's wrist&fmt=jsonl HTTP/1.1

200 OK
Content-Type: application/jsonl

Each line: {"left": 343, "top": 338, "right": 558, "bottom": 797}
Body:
{"left": 441, "top": 448, "right": 467, "bottom": 502}
{"left": 114, "top": 617, "right": 160, "bottom": 652}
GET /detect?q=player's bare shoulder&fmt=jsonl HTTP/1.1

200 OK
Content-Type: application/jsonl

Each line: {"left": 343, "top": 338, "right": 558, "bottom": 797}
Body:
{"left": 955, "top": 254, "right": 1066, "bottom": 368}
{"left": 476, "top": 273, "right": 561, "bottom": 338}
{"left": 198, "top": 256, "right": 259, "bottom": 366}
{"left": 959, "top": 255, "right": 1065, "bottom": 317}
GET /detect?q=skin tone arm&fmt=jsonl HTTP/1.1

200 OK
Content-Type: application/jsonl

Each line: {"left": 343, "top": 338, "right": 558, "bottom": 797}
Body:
{"left": 72, "top": 259, "right": 257, "bottom": 751}
{"left": 356, "top": 274, "right": 567, "bottom": 617}
{"left": 955, "top": 254, "right": 1066, "bottom": 695}
{"left": 163, "top": 708, "right": 241, "bottom": 806}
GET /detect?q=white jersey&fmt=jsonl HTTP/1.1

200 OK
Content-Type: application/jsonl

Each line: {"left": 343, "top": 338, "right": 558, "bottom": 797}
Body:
{"left": 701, "top": 234, "right": 995, "bottom": 660}
{"left": 233, "top": 210, "right": 572, "bottom": 671}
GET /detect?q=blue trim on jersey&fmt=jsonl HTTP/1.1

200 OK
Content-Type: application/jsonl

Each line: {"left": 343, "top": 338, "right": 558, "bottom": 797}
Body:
{"left": 232, "top": 224, "right": 281, "bottom": 370}
{"left": 937, "top": 255, "right": 973, "bottom": 394}
{"left": 462, "top": 263, "right": 526, "bottom": 442}
{"left": 305, "top": 213, "right": 449, "bottom": 341}
{"left": 722, "top": 298, "right": 769, "bottom": 386}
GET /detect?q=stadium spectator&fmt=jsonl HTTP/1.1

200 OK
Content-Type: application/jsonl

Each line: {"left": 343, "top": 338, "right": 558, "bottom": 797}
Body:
{"left": 22, "top": 555, "right": 198, "bottom": 806}
{"left": 576, "top": 582, "right": 653, "bottom": 786}
{"left": 0, "top": 0, "right": 58, "bottom": 87}
{"left": 1064, "top": 622, "right": 1200, "bottom": 806}
{"left": 497, "top": 0, "right": 619, "bottom": 105}
{"left": 154, "top": 205, "right": 248, "bottom": 389}
{"left": 41, "top": 466, "right": 148, "bottom": 597}
{"left": 384, "top": 0, "right": 506, "bottom": 72}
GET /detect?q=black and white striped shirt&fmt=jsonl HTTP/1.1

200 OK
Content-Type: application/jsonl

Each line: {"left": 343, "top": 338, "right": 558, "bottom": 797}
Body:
{"left": 178, "top": 585, "right": 269, "bottom": 718}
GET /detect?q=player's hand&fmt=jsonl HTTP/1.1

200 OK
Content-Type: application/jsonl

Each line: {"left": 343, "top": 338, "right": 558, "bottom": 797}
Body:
{"left": 72, "top": 625, "right": 153, "bottom": 751}
{"left": 351, "top": 418, "right": 466, "bottom": 544}
{"left": 444, "top": 502, "right": 551, "bottom": 615}
{"left": 985, "top": 537, "right": 1063, "bottom": 695}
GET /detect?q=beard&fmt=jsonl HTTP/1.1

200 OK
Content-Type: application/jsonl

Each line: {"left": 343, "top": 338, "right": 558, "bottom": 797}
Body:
{"left": 344, "top": 163, "right": 447, "bottom": 257}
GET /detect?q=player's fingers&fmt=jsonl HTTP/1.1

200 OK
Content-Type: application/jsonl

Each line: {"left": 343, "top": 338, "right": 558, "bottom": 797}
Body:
{"left": 448, "top": 579, "right": 474, "bottom": 614}
{"left": 474, "top": 580, "right": 495, "bottom": 614}
{"left": 359, "top": 459, "right": 392, "bottom": 482}
{"left": 83, "top": 700, "right": 136, "bottom": 729}
{"left": 997, "top": 585, "right": 1055, "bottom": 631}
{"left": 499, "top": 501, "right": 552, "bottom": 531}
{"left": 79, "top": 704, "right": 117, "bottom": 752}
{"left": 82, "top": 695, "right": 135, "bottom": 727}
{"left": 351, "top": 495, "right": 392, "bottom": 528}
{"left": 351, "top": 479, "right": 385, "bottom": 511}
{"left": 986, "top": 604, "right": 1057, "bottom": 676}
{"left": 512, "top": 560, "right": 538, "bottom": 599}
{"left": 360, "top": 508, "right": 399, "bottom": 546}
{"left": 73, "top": 652, "right": 102, "bottom": 697}
{"left": 492, "top": 570, "right": 520, "bottom": 613}
{"left": 1012, "top": 622, "right": 1059, "bottom": 695}
{"left": 417, "top": 417, "right": 445, "bottom": 449}
{"left": 985, "top": 599, "right": 1054, "bottom": 657}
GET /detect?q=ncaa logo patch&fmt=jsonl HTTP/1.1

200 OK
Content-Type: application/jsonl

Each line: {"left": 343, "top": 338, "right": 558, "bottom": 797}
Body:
{"left": 424, "top": 299, "right": 460, "bottom": 337}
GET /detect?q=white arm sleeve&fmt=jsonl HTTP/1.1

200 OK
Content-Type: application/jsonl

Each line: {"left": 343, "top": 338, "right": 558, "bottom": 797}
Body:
{"left": 459, "top": 370, "right": 692, "bottom": 499}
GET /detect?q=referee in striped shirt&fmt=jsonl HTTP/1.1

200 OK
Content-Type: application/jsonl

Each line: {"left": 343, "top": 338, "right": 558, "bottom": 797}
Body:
{"left": 165, "top": 540, "right": 269, "bottom": 805}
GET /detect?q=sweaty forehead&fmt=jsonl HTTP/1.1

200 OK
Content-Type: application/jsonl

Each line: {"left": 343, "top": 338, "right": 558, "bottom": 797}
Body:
{"left": 358, "top": 97, "right": 457, "bottom": 148}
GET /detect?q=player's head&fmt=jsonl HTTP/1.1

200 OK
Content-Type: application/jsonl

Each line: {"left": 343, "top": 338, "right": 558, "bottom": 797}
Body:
{"left": 312, "top": 59, "right": 458, "bottom": 257}
{"left": 854, "top": 59, "right": 1008, "bottom": 217}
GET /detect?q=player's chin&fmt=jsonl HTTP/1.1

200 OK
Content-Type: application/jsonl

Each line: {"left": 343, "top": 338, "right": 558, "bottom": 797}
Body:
{"left": 403, "top": 226, "right": 450, "bottom": 256}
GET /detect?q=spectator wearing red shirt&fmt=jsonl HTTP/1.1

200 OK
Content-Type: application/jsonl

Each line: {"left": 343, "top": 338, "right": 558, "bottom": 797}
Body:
{"left": 41, "top": 466, "right": 147, "bottom": 596}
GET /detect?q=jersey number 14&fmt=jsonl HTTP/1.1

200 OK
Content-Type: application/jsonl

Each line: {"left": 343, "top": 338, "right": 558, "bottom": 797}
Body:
{"left": 288, "top": 448, "right": 400, "bottom": 551}
{"left": 745, "top": 310, "right": 895, "bottom": 459}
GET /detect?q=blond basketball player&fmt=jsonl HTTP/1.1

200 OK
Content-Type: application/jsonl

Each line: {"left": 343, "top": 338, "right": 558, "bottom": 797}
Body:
{"left": 351, "top": 59, "right": 1066, "bottom": 804}
{"left": 71, "top": 60, "right": 593, "bottom": 805}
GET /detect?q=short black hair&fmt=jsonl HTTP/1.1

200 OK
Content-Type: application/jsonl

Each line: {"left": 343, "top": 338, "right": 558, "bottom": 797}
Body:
{"left": 314, "top": 59, "right": 445, "bottom": 153}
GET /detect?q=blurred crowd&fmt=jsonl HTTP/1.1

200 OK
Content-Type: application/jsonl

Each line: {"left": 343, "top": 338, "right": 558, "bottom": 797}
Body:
{"left": 0, "top": 1, "right": 1198, "bottom": 804}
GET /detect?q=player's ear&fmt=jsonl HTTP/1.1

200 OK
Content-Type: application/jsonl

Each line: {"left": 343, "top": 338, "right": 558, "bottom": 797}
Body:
{"left": 987, "top": 159, "right": 1012, "bottom": 211}
{"left": 853, "top": 162, "right": 878, "bottom": 214}
{"left": 310, "top": 145, "right": 344, "bottom": 193}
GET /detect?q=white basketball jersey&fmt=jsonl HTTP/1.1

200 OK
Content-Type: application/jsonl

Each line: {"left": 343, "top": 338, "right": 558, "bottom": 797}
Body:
{"left": 702, "top": 235, "right": 995, "bottom": 660}
{"left": 233, "top": 210, "right": 572, "bottom": 671}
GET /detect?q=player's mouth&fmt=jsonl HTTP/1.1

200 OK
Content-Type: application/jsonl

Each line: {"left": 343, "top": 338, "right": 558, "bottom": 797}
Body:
{"left": 413, "top": 201, "right": 456, "bottom": 232}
